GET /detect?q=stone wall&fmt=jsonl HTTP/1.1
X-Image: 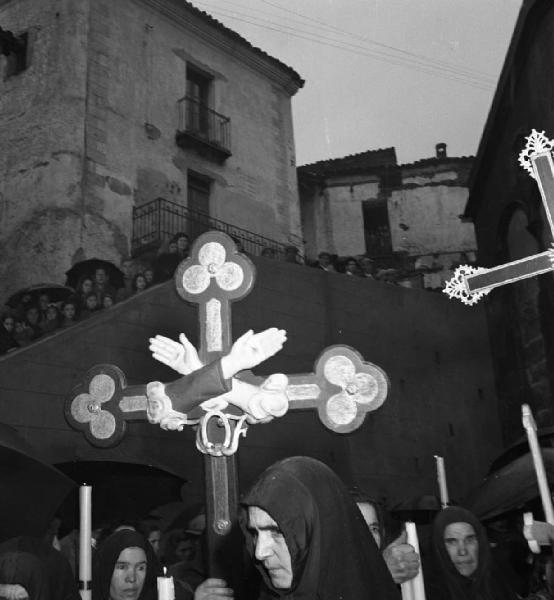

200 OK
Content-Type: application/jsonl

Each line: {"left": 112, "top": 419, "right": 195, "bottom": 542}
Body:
{"left": 0, "top": 255, "right": 501, "bottom": 508}
{"left": 0, "top": 0, "right": 89, "bottom": 294}
{"left": 0, "top": 0, "right": 302, "bottom": 302}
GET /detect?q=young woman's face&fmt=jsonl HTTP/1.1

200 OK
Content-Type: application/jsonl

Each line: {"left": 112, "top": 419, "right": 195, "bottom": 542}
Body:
{"left": 82, "top": 279, "right": 93, "bottom": 294}
{"left": 86, "top": 296, "right": 98, "bottom": 310}
{"left": 144, "top": 270, "right": 154, "bottom": 284}
{"left": 3, "top": 317, "right": 14, "bottom": 332}
{"left": 135, "top": 276, "right": 147, "bottom": 291}
{"left": 177, "top": 236, "right": 189, "bottom": 251}
{"left": 103, "top": 296, "right": 114, "bottom": 309}
{"left": 109, "top": 547, "right": 147, "bottom": 600}
{"left": 63, "top": 304, "right": 76, "bottom": 319}
{"left": 46, "top": 306, "right": 58, "bottom": 321}
{"left": 26, "top": 307, "right": 40, "bottom": 324}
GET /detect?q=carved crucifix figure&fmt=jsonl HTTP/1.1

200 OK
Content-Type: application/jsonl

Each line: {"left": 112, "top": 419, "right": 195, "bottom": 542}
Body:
{"left": 444, "top": 129, "right": 554, "bottom": 305}
{"left": 65, "top": 230, "right": 389, "bottom": 578}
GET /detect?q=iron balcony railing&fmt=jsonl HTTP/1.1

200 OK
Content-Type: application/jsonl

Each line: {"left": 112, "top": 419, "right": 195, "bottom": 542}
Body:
{"left": 177, "top": 96, "right": 231, "bottom": 152}
{"left": 132, "top": 197, "right": 289, "bottom": 259}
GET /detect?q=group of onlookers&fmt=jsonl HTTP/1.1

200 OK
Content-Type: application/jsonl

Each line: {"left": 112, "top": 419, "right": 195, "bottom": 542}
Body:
{"left": 1, "top": 231, "right": 397, "bottom": 357}
{"left": 0, "top": 232, "right": 195, "bottom": 356}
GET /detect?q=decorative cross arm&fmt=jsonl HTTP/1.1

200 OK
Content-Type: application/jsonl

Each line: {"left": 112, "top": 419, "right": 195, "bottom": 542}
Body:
{"left": 444, "top": 129, "right": 554, "bottom": 305}
{"left": 65, "top": 345, "right": 388, "bottom": 449}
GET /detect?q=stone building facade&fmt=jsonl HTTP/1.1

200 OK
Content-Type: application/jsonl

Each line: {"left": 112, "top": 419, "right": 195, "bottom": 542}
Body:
{"left": 0, "top": 0, "right": 303, "bottom": 302}
{"left": 464, "top": 0, "right": 554, "bottom": 443}
{"left": 298, "top": 144, "right": 476, "bottom": 289}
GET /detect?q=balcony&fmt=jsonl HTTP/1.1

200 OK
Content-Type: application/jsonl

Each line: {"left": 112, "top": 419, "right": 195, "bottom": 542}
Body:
{"left": 176, "top": 96, "right": 231, "bottom": 163}
{"left": 132, "top": 197, "right": 287, "bottom": 259}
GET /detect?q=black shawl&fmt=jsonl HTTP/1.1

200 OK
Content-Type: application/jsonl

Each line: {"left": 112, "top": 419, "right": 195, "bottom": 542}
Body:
{"left": 92, "top": 530, "right": 160, "bottom": 600}
{"left": 240, "top": 456, "right": 400, "bottom": 600}
{"left": 430, "top": 506, "right": 518, "bottom": 600}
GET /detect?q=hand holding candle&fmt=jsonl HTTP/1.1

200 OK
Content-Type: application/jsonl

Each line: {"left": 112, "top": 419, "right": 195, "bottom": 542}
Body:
{"left": 400, "top": 522, "right": 426, "bottom": 600}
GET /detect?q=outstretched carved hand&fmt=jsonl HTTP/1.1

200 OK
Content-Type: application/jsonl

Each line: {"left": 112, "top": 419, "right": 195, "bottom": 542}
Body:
{"left": 149, "top": 333, "right": 204, "bottom": 375}
{"left": 221, "top": 328, "right": 287, "bottom": 379}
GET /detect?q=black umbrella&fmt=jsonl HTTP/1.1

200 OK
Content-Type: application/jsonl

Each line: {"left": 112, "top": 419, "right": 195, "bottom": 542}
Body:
{"left": 55, "top": 459, "right": 187, "bottom": 530}
{"left": 390, "top": 494, "right": 442, "bottom": 524}
{"left": 0, "top": 423, "right": 76, "bottom": 542}
{"left": 65, "top": 258, "right": 124, "bottom": 289}
{"left": 164, "top": 502, "right": 205, "bottom": 532}
{"left": 464, "top": 449, "right": 554, "bottom": 521}
{"left": 6, "top": 283, "right": 76, "bottom": 308}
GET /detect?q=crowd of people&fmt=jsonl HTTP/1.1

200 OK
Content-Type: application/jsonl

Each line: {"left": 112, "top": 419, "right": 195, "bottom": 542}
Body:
{"left": 0, "top": 231, "right": 403, "bottom": 357}
{"left": 0, "top": 232, "right": 193, "bottom": 356}
{"left": 0, "top": 455, "right": 551, "bottom": 599}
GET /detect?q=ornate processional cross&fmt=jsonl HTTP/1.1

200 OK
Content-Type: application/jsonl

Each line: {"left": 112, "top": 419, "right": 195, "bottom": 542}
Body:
{"left": 444, "top": 129, "right": 554, "bottom": 305}
{"left": 65, "top": 230, "right": 389, "bottom": 575}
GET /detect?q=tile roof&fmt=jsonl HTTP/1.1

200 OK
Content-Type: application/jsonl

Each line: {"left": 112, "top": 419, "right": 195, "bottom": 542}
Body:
{"left": 184, "top": 1, "right": 304, "bottom": 88}
{"left": 298, "top": 147, "right": 398, "bottom": 176}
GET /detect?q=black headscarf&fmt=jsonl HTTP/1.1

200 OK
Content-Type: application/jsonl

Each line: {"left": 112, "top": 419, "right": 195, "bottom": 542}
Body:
{"left": 431, "top": 506, "right": 518, "bottom": 600}
{"left": 92, "top": 530, "right": 161, "bottom": 600}
{"left": 240, "top": 456, "right": 400, "bottom": 600}
{"left": 0, "top": 551, "right": 49, "bottom": 600}
{"left": 0, "top": 536, "right": 79, "bottom": 600}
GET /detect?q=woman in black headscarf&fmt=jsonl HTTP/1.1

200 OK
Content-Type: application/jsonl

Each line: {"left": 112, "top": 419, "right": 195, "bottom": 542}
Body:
{"left": 92, "top": 530, "right": 158, "bottom": 600}
{"left": 93, "top": 529, "right": 193, "bottom": 600}
{"left": 428, "top": 506, "right": 518, "bottom": 600}
{"left": 239, "top": 456, "right": 400, "bottom": 600}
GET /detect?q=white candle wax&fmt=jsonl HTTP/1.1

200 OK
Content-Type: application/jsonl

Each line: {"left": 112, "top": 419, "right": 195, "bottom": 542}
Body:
{"left": 434, "top": 455, "right": 449, "bottom": 508}
{"left": 157, "top": 573, "right": 175, "bottom": 600}
{"left": 405, "top": 521, "right": 426, "bottom": 600}
{"left": 79, "top": 485, "right": 92, "bottom": 600}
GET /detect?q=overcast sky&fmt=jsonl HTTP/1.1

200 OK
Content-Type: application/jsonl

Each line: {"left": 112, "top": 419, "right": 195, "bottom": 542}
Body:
{"left": 191, "top": 0, "right": 522, "bottom": 166}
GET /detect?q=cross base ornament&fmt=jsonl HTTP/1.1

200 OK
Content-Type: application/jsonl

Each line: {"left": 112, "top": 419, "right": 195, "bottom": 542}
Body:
{"left": 444, "top": 129, "right": 554, "bottom": 305}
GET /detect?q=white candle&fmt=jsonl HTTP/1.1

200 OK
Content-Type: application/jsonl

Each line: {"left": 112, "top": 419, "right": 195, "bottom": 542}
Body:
{"left": 434, "top": 455, "right": 449, "bottom": 508}
{"left": 79, "top": 485, "right": 92, "bottom": 600}
{"left": 522, "top": 404, "right": 554, "bottom": 524}
{"left": 404, "top": 522, "right": 426, "bottom": 600}
{"left": 157, "top": 568, "right": 175, "bottom": 600}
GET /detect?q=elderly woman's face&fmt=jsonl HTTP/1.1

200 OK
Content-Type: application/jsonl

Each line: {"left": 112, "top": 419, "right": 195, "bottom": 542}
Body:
{"left": 109, "top": 546, "right": 147, "bottom": 600}
{"left": 248, "top": 506, "right": 293, "bottom": 589}
{"left": 443, "top": 522, "right": 478, "bottom": 577}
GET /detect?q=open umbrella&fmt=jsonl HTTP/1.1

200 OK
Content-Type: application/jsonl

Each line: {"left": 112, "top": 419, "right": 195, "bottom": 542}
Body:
{"left": 488, "top": 427, "right": 554, "bottom": 472}
{"left": 55, "top": 459, "right": 187, "bottom": 530}
{"left": 65, "top": 258, "right": 124, "bottom": 289}
{"left": 0, "top": 423, "right": 75, "bottom": 542}
{"left": 6, "top": 283, "right": 76, "bottom": 308}
{"left": 390, "top": 494, "right": 442, "bottom": 525}
{"left": 464, "top": 449, "right": 554, "bottom": 521}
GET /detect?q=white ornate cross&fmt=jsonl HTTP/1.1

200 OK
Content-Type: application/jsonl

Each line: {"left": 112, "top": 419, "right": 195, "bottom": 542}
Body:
{"left": 444, "top": 129, "right": 554, "bottom": 305}
{"left": 65, "top": 230, "right": 389, "bottom": 579}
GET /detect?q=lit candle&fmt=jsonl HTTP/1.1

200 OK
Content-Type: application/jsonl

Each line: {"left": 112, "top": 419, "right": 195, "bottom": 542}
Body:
{"left": 157, "top": 567, "right": 175, "bottom": 600}
{"left": 79, "top": 484, "right": 92, "bottom": 600}
{"left": 400, "top": 521, "right": 426, "bottom": 600}
{"left": 434, "top": 455, "right": 449, "bottom": 508}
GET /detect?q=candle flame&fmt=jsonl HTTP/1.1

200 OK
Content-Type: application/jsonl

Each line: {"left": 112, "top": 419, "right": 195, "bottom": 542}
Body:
{"left": 163, "top": 566, "right": 167, "bottom": 576}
